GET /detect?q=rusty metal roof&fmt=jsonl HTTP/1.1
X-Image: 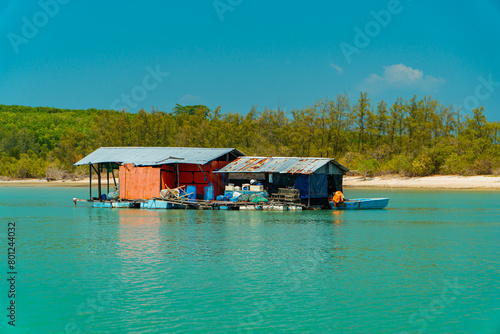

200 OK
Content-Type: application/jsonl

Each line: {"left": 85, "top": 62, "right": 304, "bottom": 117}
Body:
{"left": 215, "top": 156, "right": 348, "bottom": 175}
{"left": 74, "top": 147, "right": 244, "bottom": 166}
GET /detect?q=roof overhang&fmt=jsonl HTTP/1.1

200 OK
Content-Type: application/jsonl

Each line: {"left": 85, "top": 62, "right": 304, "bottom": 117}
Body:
{"left": 74, "top": 147, "right": 244, "bottom": 166}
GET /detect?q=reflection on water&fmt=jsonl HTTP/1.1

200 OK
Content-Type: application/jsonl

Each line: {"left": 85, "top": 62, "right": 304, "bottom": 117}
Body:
{"left": 1, "top": 187, "right": 499, "bottom": 333}
{"left": 118, "top": 209, "right": 162, "bottom": 258}
{"left": 332, "top": 209, "right": 345, "bottom": 225}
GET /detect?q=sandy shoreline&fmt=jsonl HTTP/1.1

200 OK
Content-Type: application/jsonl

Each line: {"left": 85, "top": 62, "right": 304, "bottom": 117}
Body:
{"left": 0, "top": 178, "right": 101, "bottom": 187}
{"left": 1, "top": 175, "right": 500, "bottom": 189}
{"left": 343, "top": 175, "right": 500, "bottom": 189}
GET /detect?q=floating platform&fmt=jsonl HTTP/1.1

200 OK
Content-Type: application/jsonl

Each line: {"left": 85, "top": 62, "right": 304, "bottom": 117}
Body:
{"left": 140, "top": 199, "right": 192, "bottom": 209}
{"left": 92, "top": 201, "right": 137, "bottom": 208}
{"left": 141, "top": 198, "right": 305, "bottom": 211}
{"left": 238, "top": 204, "right": 303, "bottom": 211}
{"left": 73, "top": 198, "right": 144, "bottom": 208}
{"left": 73, "top": 197, "right": 318, "bottom": 211}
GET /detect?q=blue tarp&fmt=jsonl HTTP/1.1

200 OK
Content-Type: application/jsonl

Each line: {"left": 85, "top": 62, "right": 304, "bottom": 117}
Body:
{"left": 295, "top": 174, "right": 328, "bottom": 198}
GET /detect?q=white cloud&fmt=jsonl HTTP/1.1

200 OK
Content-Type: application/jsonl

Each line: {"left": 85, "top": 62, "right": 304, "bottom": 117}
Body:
{"left": 329, "top": 63, "right": 344, "bottom": 74}
{"left": 177, "top": 94, "right": 206, "bottom": 105}
{"left": 358, "top": 64, "right": 445, "bottom": 93}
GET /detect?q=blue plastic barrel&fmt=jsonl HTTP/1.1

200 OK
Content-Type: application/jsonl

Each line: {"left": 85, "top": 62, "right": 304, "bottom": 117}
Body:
{"left": 186, "top": 185, "right": 197, "bottom": 201}
{"left": 204, "top": 184, "right": 214, "bottom": 201}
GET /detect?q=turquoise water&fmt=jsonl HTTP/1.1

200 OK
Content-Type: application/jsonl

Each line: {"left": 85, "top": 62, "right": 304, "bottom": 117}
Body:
{"left": 0, "top": 187, "right": 499, "bottom": 334}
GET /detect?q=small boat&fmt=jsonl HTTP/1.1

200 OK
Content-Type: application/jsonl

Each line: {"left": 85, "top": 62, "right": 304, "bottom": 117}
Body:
{"left": 330, "top": 198, "right": 389, "bottom": 210}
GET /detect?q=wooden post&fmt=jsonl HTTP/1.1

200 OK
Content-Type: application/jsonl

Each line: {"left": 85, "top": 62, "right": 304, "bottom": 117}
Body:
{"left": 159, "top": 168, "right": 163, "bottom": 193}
{"left": 176, "top": 163, "right": 179, "bottom": 187}
{"left": 107, "top": 163, "right": 110, "bottom": 194}
{"left": 89, "top": 164, "right": 92, "bottom": 200}
{"left": 308, "top": 175, "right": 311, "bottom": 209}
{"left": 97, "top": 163, "right": 102, "bottom": 199}
{"left": 111, "top": 166, "right": 117, "bottom": 188}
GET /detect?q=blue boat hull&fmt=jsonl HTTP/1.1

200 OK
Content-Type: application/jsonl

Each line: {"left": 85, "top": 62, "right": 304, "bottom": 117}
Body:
{"left": 330, "top": 198, "right": 389, "bottom": 210}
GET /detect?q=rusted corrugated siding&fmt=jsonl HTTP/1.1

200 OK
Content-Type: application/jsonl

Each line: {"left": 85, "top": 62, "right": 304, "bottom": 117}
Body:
{"left": 216, "top": 157, "right": 337, "bottom": 175}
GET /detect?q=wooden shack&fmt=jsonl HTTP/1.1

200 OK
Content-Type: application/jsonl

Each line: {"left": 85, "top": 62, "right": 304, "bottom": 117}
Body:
{"left": 74, "top": 147, "right": 244, "bottom": 201}
{"left": 215, "top": 156, "right": 349, "bottom": 207}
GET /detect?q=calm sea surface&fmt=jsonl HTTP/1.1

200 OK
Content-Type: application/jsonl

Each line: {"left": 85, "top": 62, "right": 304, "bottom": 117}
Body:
{"left": 0, "top": 186, "right": 499, "bottom": 334}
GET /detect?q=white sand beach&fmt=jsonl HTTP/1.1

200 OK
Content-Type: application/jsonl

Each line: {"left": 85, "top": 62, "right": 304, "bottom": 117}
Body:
{"left": 344, "top": 175, "right": 500, "bottom": 189}
{"left": 1, "top": 175, "right": 500, "bottom": 189}
{"left": 0, "top": 178, "right": 99, "bottom": 187}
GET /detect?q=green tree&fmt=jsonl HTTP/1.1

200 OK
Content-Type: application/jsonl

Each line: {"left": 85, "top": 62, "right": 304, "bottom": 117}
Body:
{"left": 353, "top": 92, "right": 371, "bottom": 152}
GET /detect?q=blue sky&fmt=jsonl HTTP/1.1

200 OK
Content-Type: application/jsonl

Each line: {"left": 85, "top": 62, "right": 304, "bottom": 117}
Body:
{"left": 1, "top": 0, "right": 499, "bottom": 120}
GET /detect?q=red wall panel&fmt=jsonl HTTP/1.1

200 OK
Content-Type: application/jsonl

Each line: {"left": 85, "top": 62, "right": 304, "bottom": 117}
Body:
{"left": 119, "top": 164, "right": 161, "bottom": 200}
{"left": 179, "top": 172, "right": 194, "bottom": 184}
{"left": 118, "top": 161, "right": 229, "bottom": 200}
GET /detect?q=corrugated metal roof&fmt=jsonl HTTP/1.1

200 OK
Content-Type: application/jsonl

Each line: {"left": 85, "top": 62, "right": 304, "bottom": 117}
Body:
{"left": 215, "top": 156, "right": 348, "bottom": 175}
{"left": 74, "top": 147, "right": 244, "bottom": 166}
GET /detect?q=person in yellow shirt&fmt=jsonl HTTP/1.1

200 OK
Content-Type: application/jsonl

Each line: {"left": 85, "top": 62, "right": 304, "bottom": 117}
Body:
{"left": 332, "top": 191, "right": 345, "bottom": 208}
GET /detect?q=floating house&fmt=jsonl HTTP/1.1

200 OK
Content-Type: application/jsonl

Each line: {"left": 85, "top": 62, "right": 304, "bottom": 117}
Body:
{"left": 74, "top": 147, "right": 244, "bottom": 201}
{"left": 215, "top": 156, "right": 348, "bottom": 207}
{"left": 73, "top": 148, "right": 351, "bottom": 210}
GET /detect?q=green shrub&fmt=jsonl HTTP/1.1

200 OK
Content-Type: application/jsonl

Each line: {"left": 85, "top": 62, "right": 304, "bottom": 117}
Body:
{"left": 355, "top": 157, "right": 380, "bottom": 177}
{"left": 380, "top": 154, "right": 412, "bottom": 176}
{"left": 411, "top": 153, "right": 434, "bottom": 176}
{"left": 472, "top": 158, "right": 493, "bottom": 175}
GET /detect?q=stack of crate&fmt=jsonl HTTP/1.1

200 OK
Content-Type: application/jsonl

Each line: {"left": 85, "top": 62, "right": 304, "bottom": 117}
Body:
{"left": 270, "top": 188, "right": 300, "bottom": 203}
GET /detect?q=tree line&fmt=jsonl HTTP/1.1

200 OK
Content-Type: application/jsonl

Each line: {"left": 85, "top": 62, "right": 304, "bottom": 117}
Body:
{"left": 0, "top": 92, "right": 499, "bottom": 179}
